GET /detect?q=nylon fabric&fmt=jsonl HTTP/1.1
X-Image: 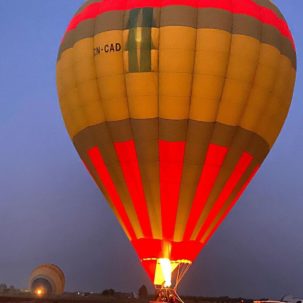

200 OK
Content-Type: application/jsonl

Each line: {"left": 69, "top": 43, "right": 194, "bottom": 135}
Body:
{"left": 56, "top": 0, "right": 296, "bottom": 286}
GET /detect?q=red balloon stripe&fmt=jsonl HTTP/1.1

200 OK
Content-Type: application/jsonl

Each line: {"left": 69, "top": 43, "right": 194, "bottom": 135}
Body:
{"left": 64, "top": 0, "right": 294, "bottom": 48}
{"left": 160, "top": 140, "right": 186, "bottom": 241}
{"left": 114, "top": 140, "right": 153, "bottom": 238}
{"left": 183, "top": 144, "right": 228, "bottom": 241}
{"left": 196, "top": 151, "right": 253, "bottom": 242}
{"left": 88, "top": 146, "right": 137, "bottom": 240}
{"left": 201, "top": 165, "right": 260, "bottom": 245}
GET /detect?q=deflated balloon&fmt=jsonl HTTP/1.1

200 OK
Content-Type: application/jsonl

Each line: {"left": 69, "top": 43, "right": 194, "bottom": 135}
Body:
{"left": 56, "top": 0, "right": 296, "bottom": 287}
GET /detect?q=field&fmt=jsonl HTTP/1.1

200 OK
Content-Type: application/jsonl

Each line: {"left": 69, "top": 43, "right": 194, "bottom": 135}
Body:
{"left": 0, "top": 294, "right": 253, "bottom": 303}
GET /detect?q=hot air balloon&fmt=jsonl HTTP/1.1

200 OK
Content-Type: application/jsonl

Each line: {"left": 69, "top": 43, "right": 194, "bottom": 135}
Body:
{"left": 56, "top": 0, "right": 296, "bottom": 299}
{"left": 29, "top": 264, "right": 65, "bottom": 296}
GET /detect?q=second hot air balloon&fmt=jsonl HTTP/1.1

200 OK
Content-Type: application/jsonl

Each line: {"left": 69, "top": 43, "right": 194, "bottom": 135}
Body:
{"left": 29, "top": 264, "right": 65, "bottom": 297}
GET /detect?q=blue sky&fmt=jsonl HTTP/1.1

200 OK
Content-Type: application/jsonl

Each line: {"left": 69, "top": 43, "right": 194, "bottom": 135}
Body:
{"left": 0, "top": 0, "right": 302, "bottom": 299}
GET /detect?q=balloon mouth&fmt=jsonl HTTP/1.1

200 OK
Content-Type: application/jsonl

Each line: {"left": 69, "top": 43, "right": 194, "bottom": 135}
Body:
{"left": 159, "top": 258, "right": 172, "bottom": 287}
{"left": 34, "top": 287, "right": 46, "bottom": 297}
{"left": 149, "top": 258, "right": 191, "bottom": 289}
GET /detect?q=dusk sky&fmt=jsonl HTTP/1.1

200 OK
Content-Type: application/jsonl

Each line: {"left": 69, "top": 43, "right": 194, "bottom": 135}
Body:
{"left": 0, "top": 0, "right": 302, "bottom": 299}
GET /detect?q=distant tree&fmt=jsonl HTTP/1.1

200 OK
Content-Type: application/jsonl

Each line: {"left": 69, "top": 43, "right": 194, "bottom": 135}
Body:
{"left": 0, "top": 284, "right": 7, "bottom": 293}
{"left": 6, "top": 285, "right": 15, "bottom": 294}
{"left": 138, "top": 284, "right": 148, "bottom": 299}
{"left": 102, "top": 289, "right": 115, "bottom": 296}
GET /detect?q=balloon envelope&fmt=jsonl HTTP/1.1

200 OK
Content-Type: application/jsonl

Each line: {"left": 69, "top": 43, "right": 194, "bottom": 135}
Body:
{"left": 56, "top": 0, "right": 296, "bottom": 287}
{"left": 29, "top": 264, "right": 65, "bottom": 295}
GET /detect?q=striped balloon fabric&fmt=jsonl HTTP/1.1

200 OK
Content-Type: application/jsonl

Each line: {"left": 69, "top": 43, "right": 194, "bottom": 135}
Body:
{"left": 29, "top": 264, "right": 65, "bottom": 295}
{"left": 56, "top": 0, "right": 296, "bottom": 286}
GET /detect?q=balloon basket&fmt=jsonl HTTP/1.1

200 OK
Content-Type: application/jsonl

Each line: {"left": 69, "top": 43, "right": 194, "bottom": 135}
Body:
{"left": 151, "top": 287, "right": 184, "bottom": 303}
